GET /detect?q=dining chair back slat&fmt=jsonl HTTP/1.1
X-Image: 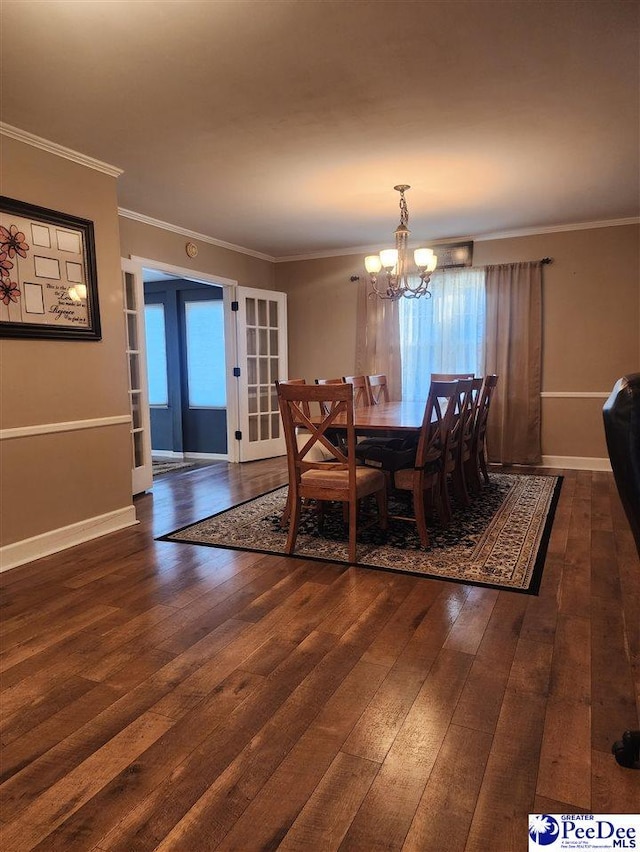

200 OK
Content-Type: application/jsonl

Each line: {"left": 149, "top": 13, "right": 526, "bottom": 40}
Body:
{"left": 366, "top": 374, "right": 390, "bottom": 405}
{"left": 441, "top": 378, "right": 474, "bottom": 518}
{"left": 343, "top": 375, "right": 373, "bottom": 408}
{"left": 468, "top": 374, "right": 499, "bottom": 488}
{"left": 314, "top": 378, "right": 345, "bottom": 415}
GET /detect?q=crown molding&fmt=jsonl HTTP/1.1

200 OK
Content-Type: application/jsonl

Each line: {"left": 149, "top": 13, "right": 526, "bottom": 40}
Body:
{"left": 0, "top": 122, "right": 123, "bottom": 177}
{"left": 473, "top": 217, "right": 640, "bottom": 242}
{"left": 274, "top": 217, "right": 640, "bottom": 263}
{"left": 118, "top": 208, "right": 276, "bottom": 263}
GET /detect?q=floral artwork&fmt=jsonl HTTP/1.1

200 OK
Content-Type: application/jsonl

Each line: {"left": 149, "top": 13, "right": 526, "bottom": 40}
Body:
{"left": 0, "top": 224, "right": 28, "bottom": 308}
{"left": 0, "top": 250, "right": 14, "bottom": 280}
{"left": 0, "top": 224, "right": 30, "bottom": 259}
{"left": 0, "top": 280, "right": 20, "bottom": 305}
{"left": 0, "top": 197, "right": 100, "bottom": 340}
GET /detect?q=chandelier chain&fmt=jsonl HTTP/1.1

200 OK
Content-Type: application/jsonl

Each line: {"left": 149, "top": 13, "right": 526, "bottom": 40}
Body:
{"left": 399, "top": 190, "right": 408, "bottom": 227}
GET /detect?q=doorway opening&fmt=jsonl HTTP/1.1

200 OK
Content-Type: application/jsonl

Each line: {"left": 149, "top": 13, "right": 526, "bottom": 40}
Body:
{"left": 143, "top": 267, "right": 230, "bottom": 469}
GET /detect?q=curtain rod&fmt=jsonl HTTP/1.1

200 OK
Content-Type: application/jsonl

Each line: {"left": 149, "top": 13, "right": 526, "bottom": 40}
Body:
{"left": 350, "top": 256, "right": 553, "bottom": 281}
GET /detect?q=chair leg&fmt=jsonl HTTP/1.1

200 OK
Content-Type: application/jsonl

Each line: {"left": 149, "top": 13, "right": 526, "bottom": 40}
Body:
{"left": 479, "top": 448, "right": 490, "bottom": 485}
{"left": 348, "top": 499, "right": 358, "bottom": 563}
{"left": 464, "top": 456, "right": 481, "bottom": 494}
{"left": 280, "top": 488, "right": 292, "bottom": 528}
{"left": 375, "top": 487, "right": 388, "bottom": 530}
{"left": 453, "top": 462, "right": 471, "bottom": 507}
{"left": 412, "top": 484, "right": 430, "bottom": 548}
{"left": 285, "top": 496, "right": 302, "bottom": 554}
{"left": 440, "top": 475, "right": 452, "bottom": 526}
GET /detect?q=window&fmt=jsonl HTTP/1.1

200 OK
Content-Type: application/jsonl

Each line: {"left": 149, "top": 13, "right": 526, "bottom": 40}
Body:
{"left": 144, "top": 303, "right": 169, "bottom": 406}
{"left": 184, "top": 300, "right": 226, "bottom": 407}
{"left": 400, "top": 267, "right": 486, "bottom": 400}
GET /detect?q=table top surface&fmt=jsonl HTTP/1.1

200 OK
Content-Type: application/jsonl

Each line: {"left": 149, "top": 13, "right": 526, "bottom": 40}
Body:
{"left": 311, "top": 400, "right": 427, "bottom": 432}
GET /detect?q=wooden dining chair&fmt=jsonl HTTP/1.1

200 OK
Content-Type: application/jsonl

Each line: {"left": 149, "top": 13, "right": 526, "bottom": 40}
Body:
{"left": 440, "top": 377, "right": 474, "bottom": 522}
{"left": 466, "top": 374, "right": 499, "bottom": 490}
{"left": 342, "top": 375, "right": 372, "bottom": 408}
{"left": 277, "top": 381, "right": 387, "bottom": 564}
{"left": 278, "top": 379, "right": 336, "bottom": 527}
{"left": 430, "top": 372, "right": 475, "bottom": 381}
{"left": 366, "top": 374, "right": 390, "bottom": 404}
{"left": 391, "top": 380, "right": 458, "bottom": 547}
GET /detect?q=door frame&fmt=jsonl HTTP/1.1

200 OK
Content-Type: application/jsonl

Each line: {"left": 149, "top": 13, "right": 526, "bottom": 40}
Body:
{"left": 129, "top": 255, "right": 241, "bottom": 463}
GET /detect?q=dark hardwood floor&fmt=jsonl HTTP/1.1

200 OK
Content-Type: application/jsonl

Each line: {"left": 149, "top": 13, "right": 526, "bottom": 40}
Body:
{"left": 1, "top": 460, "right": 638, "bottom": 851}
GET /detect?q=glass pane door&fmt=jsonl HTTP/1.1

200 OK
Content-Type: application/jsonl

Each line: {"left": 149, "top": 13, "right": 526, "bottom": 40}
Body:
{"left": 236, "top": 286, "right": 287, "bottom": 461}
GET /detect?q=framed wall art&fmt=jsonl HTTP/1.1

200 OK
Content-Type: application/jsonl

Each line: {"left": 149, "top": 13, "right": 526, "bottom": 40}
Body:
{"left": 0, "top": 196, "right": 101, "bottom": 340}
{"left": 430, "top": 241, "right": 473, "bottom": 269}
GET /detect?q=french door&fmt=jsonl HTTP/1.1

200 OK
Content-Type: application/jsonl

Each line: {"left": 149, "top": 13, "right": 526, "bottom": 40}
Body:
{"left": 235, "top": 286, "right": 288, "bottom": 461}
{"left": 121, "top": 259, "right": 287, "bottom": 475}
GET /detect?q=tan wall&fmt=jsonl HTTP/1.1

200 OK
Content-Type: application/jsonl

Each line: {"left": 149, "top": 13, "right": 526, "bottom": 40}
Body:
{"left": 0, "top": 137, "right": 132, "bottom": 547}
{"left": 118, "top": 217, "right": 276, "bottom": 290}
{"left": 276, "top": 224, "right": 640, "bottom": 460}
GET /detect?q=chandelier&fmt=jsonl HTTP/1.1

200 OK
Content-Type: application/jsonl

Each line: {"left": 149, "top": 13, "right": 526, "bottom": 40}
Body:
{"left": 364, "top": 185, "right": 437, "bottom": 300}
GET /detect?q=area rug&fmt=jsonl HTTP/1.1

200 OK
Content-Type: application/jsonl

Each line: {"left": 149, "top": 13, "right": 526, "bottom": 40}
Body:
{"left": 160, "top": 473, "right": 562, "bottom": 594}
{"left": 152, "top": 460, "right": 196, "bottom": 477}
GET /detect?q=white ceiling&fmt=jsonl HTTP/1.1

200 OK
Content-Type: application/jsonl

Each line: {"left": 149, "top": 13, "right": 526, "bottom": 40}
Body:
{"left": 2, "top": 0, "right": 638, "bottom": 259}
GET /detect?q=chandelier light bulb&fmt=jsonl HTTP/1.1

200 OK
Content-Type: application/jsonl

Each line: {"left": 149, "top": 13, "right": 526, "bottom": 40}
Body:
{"left": 365, "top": 255, "right": 382, "bottom": 274}
{"left": 414, "top": 247, "right": 434, "bottom": 269}
{"left": 379, "top": 249, "right": 398, "bottom": 270}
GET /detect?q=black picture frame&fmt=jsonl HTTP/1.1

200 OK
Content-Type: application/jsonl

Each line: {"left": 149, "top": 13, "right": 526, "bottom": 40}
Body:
{"left": 0, "top": 196, "right": 101, "bottom": 340}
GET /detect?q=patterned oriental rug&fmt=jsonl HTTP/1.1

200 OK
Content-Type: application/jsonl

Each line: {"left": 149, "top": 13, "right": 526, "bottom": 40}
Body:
{"left": 161, "top": 473, "right": 562, "bottom": 595}
{"left": 152, "top": 460, "right": 196, "bottom": 477}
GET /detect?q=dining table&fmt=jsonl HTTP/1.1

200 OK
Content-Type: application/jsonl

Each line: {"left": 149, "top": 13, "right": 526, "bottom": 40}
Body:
{"left": 310, "top": 400, "right": 428, "bottom": 433}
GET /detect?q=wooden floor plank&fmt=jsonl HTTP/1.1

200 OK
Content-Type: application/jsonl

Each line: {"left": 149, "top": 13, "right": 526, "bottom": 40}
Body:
{"left": 215, "top": 659, "right": 389, "bottom": 851}
{"left": 26, "top": 668, "right": 266, "bottom": 852}
{"left": 402, "top": 724, "right": 493, "bottom": 852}
{"left": 341, "top": 666, "right": 425, "bottom": 763}
{"left": 465, "top": 689, "right": 547, "bottom": 852}
{"left": 130, "top": 581, "right": 412, "bottom": 852}
{"left": 278, "top": 751, "right": 380, "bottom": 852}
{"left": 0, "top": 461, "right": 637, "bottom": 851}
{"left": 0, "top": 710, "right": 174, "bottom": 851}
{"left": 338, "top": 648, "right": 474, "bottom": 851}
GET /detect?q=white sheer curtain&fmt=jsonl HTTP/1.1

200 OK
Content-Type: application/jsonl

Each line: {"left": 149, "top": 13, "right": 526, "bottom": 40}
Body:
{"left": 400, "top": 267, "right": 486, "bottom": 401}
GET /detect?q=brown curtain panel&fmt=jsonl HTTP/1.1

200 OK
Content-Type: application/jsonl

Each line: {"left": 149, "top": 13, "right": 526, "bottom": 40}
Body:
{"left": 484, "top": 261, "right": 542, "bottom": 465}
{"left": 355, "top": 278, "right": 402, "bottom": 401}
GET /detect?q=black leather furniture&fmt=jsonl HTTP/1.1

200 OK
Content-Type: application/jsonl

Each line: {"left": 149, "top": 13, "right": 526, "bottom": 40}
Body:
{"left": 602, "top": 373, "right": 640, "bottom": 769}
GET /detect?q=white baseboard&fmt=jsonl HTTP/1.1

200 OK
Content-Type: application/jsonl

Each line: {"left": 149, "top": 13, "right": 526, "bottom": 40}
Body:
{"left": 151, "top": 451, "right": 227, "bottom": 461}
{"left": 184, "top": 452, "right": 228, "bottom": 461}
{"left": 541, "top": 455, "right": 612, "bottom": 471}
{"left": 0, "top": 505, "right": 138, "bottom": 573}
